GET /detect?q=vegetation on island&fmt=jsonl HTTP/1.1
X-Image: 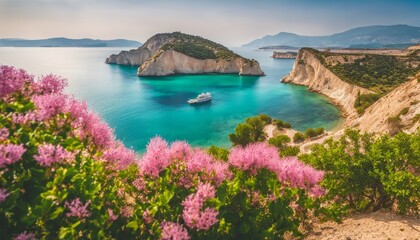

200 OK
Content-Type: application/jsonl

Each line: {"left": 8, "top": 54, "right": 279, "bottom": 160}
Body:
{"left": 1, "top": 66, "right": 419, "bottom": 239}
{"left": 159, "top": 32, "right": 241, "bottom": 60}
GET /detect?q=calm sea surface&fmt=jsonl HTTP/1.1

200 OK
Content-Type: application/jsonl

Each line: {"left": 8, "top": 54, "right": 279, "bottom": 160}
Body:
{"left": 0, "top": 47, "right": 343, "bottom": 151}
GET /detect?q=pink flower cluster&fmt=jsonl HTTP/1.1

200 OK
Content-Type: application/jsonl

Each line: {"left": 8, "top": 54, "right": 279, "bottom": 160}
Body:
{"left": 139, "top": 136, "right": 170, "bottom": 177}
{"left": 182, "top": 183, "right": 219, "bottom": 230}
{"left": 102, "top": 141, "right": 136, "bottom": 170}
{"left": 32, "top": 94, "right": 67, "bottom": 121}
{"left": 33, "top": 143, "right": 74, "bottom": 167}
{"left": 14, "top": 231, "right": 36, "bottom": 240}
{"left": 0, "top": 143, "right": 26, "bottom": 168}
{"left": 0, "top": 128, "right": 9, "bottom": 141}
{"left": 0, "top": 188, "right": 10, "bottom": 202}
{"left": 229, "top": 142, "right": 325, "bottom": 196}
{"left": 11, "top": 112, "right": 36, "bottom": 125}
{"left": 161, "top": 221, "right": 190, "bottom": 240}
{"left": 65, "top": 198, "right": 91, "bottom": 219}
{"left": 34, "top": 74, "right": 67, "bottom": 94}
{"left": 139, "top": 137, "right": 231, "bottom": 186}
{"left": 107, "top": 208, "right": 118, "bottom": 222}
{"left": 0, "top": 65, "right": 33, "bottom": 99}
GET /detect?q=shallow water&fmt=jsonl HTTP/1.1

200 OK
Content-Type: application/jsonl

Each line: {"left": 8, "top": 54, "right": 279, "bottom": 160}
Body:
{"left": 0, "top": 47, "right": 343, "bottom": 150}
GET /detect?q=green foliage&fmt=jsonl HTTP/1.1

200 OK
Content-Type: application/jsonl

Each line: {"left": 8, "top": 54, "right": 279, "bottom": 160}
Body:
{"left": 305, "top": 128, "right": 325, "bottom": 138}
{"left": 298, "top": 59, "right": 304, "bottom": 64}
{"left": 293, "top": 132, "right": 305, "bottom": 143}
{"left": 258, "top": 114, "right": 272, "bottom": 125}
{"left": 355, "top": 93, "right": 382, "bottom": 114}
{"left": 229, "top": 115, "right": 269, "bottom": 147}
{"left": 208, "top": 145, "right": 229, "bottom": 161}
{"left": 300, "top": 129, "right": 420, "bottom": 214}
{"left": 268, "top": 135, "right": 300, "bottom": 157}
{"left": 159, "top": 32, "right": 240, "bottom": 60}
{"left": 273, "top": 119, "right": 292, "bottom": 129}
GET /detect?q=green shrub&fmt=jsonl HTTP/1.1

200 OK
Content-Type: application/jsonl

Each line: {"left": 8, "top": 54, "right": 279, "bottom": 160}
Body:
{"left": 305, "top": 128, "right": 324, "bottom": 138}
{"left": 258, "top": 114, "right": 272, "bottom": 125}
{"left": 269, "top": 134, "right": 300, "bottom": 156}
{"left": 208, "top": 145, "right": 229, "bottom": 161}
{"left": 273, "top": 119, "right": 292, "bottom": 129}
{"left": 300, "top": 129, "right": 420, "bottom": 214}
{"left": 355, "top": 93, "right": 382, "bottom": 114}
{"left": 293, "top": 132, "right": 305, "bottom": 143}
{"left": 229, "top": 116, "right": 267, "bottom": 146}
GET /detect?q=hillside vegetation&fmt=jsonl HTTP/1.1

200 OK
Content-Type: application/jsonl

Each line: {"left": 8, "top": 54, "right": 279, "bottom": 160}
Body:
{"left": 160, "top": 32, "right": 240, "bottom": 60}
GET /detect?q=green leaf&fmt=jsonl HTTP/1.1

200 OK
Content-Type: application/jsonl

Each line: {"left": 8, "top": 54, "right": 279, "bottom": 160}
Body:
{"left": 126, "top": 221, "right": 138, "bottom": 230}
{"left": 49, "top": 206, "right": 64, "bottom": 220}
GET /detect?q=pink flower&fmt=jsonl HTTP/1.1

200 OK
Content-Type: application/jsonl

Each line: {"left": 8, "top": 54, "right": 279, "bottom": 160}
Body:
{"left": 182, "top": 183, "right": 219, "bottom": 230}
{"left": 34, "top": 74, "right": 67, "bottom": 94}
{"left": 142, "top": 209, "right": 152, "bottom": 224}
{"left": 107, "top": 208, "right": 118, "bottom": 222}
{"left": 209, "top": 161, "right": 232, "bottom": 186}
{"left": 11, "top": 112, "right": 36, "bottom": 125}
{"left": 121, "top": 205, "right": 134, "bottom": 218}
{"left": 102, "top": 141, "right": 136, "bottom": 170}
{"left": 0, "top": 65, "right": 33, "bottom": 98}
{"left": 34, "top": 143, "right": 74, "bottom": 167}
{"left": 0, "top": 188, "right": 10, "bottom": 202}
{"left": 14, "top": 231, "right": 36, "bottom": 240}
{"left": 0, "top": 143, "right": 26, "bottom": 168}
{"left": 132, "top": 178, "right": 145, "bottom": 191}
{"left": 161, "top": 222, "right": 190, "bottom": 240}
{"left": 65, "top": 198, "right": 91, "bottom": 219}
{"left": 170, "top": 141, "right": 191, "bottom": 160}
{"left": 228, "top": 142, "right": 279, "bottom": 174}
{"left": 139, "top": 136, "right": 170, "bottom": 177}
{"left": 32, "top": 93, "right": 67, "bottom": 120}
{"left": 0, "top": 128, "right": 9, "bottom": 142}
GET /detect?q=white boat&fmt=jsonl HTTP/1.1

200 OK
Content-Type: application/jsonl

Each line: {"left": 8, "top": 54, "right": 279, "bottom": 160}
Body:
{"left": 188, "top": 92, "right": 212, "bottom": 105}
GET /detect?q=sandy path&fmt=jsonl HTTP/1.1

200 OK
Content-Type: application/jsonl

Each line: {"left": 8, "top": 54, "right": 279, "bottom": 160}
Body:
{"left": 306, "top": 210, "right": 420, "bottom": 240}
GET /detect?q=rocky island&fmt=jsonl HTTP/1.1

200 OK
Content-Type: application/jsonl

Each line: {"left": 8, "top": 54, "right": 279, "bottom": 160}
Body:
{"left": 272, "top": 51, "right": 297, "bottom": 59}
{"left": 106, "top": 32, "right": 264, "bottom": 76}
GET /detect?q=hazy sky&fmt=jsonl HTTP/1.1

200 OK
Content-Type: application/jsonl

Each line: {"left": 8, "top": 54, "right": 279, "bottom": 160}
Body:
{"left": 1, "top": 0, "right": 419, "bottom": 46}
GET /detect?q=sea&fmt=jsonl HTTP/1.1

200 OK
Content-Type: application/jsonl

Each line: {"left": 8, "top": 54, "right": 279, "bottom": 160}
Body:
{"left": 0, "top": 47, "right": 343, "bottom": 151}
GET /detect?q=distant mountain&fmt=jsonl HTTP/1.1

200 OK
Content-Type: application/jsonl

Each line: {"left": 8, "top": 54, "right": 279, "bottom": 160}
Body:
{"left": 0, "top": 38, "right": 141, "bottom": 47}
{"left": 244, "top": 25, "right": 420, "bottom": 48}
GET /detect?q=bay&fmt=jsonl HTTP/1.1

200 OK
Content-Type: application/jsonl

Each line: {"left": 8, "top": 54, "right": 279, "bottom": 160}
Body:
{"left": 0, "top": 47, "right": 343, "bottom": 151}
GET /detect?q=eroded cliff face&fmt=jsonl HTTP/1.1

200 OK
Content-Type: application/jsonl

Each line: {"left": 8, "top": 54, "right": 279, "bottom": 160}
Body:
{"left": 350, "top": 78, "right": 420, "bottom": 134}
{"left": 105, "top": 33, "right": 172, "bottom": 65}
{"left": 138, "top": 50, "right": 264, "bottom": 76}
{"left": 282, "top": 49, "right": 373, "bottom": 119}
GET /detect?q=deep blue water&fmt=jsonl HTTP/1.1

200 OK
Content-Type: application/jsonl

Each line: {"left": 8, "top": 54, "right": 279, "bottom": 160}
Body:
{"left": 0, "top": 47, "right": 343, "bottom": 151}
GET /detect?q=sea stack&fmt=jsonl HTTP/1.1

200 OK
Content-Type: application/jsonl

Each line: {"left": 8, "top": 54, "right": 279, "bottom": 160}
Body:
{"left": 106, "top": 32, "right": 265, "bottom": 76}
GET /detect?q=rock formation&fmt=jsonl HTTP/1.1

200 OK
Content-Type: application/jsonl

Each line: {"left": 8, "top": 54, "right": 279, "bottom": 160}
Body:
{"left": 272, "top": 51, "right": 297, "bottom": 59}
{"left": 283, "top": 48, "right": 419, "bottom": 134}
{"left": 106, "top": 32, "right": 264, "bottom": 76}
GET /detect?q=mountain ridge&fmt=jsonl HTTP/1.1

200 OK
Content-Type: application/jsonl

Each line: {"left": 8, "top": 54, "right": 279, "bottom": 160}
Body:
{"left": 0, "top": 37, "right": 141, "bottom": 47}
{"left": 244, "top": 24, "right": 420, "bottom": 48}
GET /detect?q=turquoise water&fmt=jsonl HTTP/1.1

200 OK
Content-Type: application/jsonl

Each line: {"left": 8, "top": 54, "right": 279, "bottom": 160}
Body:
{"left": 0, "top": 47, "right": 343, "bottom": 150}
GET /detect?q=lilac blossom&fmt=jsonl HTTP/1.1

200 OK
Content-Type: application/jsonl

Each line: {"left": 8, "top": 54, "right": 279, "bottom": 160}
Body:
{"left": 32, "top": 94, "right": 67, "bottom": 120}
{"left": 170, "top": 141, "right": 192, "bottom": 160}
{"left": 33, "top": 143, "right": 74, "bottom": 167}
{"left": 161, "top": 222, "right": 190, "bottom": 240}
{"left": 0, "top": 128, "right": 9, "bottom": 141}
{"left": 102, "top": 141, "right": 136, "bottom": 170}
{"left": 34, "top": 74, "right": 67, "bottom": 94}
{"left": 14, "top": 231, "right": 36, "bottom": 240}
{"left": 139, "top": 136, "right": 170, "bottom": 177}
{"left": 65, "top": 198, "right": 91, "bottom": 219}
{"left": 0, "top": 143, "right": 26, "bottom": 168}
{"left": 107, "top": 208, "right": 118, "bottom": 222}
{"left": 0, "top": 188, "right": 10, "bottom": 202}
{"left": 0, "top": 65, "right": 33, "bottom": 98}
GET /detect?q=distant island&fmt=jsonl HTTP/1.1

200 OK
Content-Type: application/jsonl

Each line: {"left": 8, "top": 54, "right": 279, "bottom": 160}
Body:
{"left": 106, "top": 32, "right": 264, "bottom": 76}
{"left": 272, "top": 51, "right": 297, "bottom": 59}
{"left": 244, "top": 24, "right": 420, "bottom": 48}
{"left": 0, "top": 38, "right": 141, "bottom": 47}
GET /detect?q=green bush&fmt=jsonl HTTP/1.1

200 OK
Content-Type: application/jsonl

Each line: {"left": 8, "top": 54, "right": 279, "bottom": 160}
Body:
{"left": 300, "top": 129, "right": 420, "bottom": 214}
{"left": 268, "top": 134, "right": 299, "bottom": 157}
{"left": 273, "top": 119, "right": 292, "bottom": 129}
{"left": 293, "top": 133, "right": 305, "bottom": 143}
{"left": 355, "top": 93, "right": 382, "bottom": 114}
{"left": 258, "top": 114, "right": 272, "bottom": 125}
{"left": 229, "top": 115, "right": 272, "bottom": 147}
{"left": 305, "top": 128, "right": 324, "bottom": 138}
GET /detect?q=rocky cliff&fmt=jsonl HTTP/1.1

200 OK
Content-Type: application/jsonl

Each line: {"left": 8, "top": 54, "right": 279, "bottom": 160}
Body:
{"left": 283, "top": 48, "right": 419, "bottom": 134}
{"left": 106, "top": 32, "right": 264, "bottom": 76}
{"left": 350, "top": 78, "right": 420, "bottom": 134}
{"left": 282, "top": 49, "right": 373, "bottom": 119}
{"left": 138, "top": 50, "right": 263, "bottom": 76}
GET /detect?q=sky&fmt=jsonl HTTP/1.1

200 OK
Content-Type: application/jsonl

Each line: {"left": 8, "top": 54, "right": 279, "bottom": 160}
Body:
{"left": 1, "top": 0, "right": 420, "bottom": 46}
